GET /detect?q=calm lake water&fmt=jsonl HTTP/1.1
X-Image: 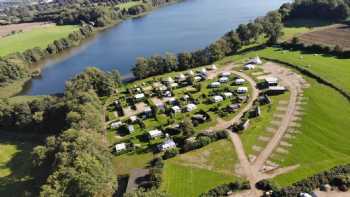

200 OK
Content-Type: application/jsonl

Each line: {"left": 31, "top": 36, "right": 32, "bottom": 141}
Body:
{"left": 24, "top": 0, "right": 288, "bottom": 95}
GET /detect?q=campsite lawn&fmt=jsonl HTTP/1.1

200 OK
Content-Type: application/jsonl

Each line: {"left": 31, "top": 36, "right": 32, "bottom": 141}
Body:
{"left": 161, "top": 139, "right": 239, "bottom": 197}
{"left": 0, "top": 25, "right": 78, "bottom": 57}
{"left": 112, "top": 152, "right": 154, "bottom": 175}
{"left": 240, "top": 92, "right": 290, "bottom": 157}
{"left": 271, "top": 77, "right": 350, "bottom": 187}
{"left": 0, "top": 132, "right": 40, "bottom": 196}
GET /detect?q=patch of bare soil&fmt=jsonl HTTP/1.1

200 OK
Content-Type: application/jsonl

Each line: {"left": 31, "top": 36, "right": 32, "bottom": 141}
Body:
{"left": 0, "top": 22, "right": 54, "bottom": 38}
{"left": 298, "top": 24, "right": 350, "bottom": 50}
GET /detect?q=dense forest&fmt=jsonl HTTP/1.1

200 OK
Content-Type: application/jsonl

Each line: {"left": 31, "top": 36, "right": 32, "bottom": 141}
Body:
{"left": 0, "top": 67, "right": 120, "bottom": 195}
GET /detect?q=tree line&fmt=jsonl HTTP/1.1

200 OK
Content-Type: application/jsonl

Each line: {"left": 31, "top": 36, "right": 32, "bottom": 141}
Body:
{"left": 0, "top": 67, "right": 121, "bottom": 196}
{"left": 279, "top": 0, "right": 350, "bottom": 21}
{"left": 132, "top": 11, "right": 284, "bottom": 79}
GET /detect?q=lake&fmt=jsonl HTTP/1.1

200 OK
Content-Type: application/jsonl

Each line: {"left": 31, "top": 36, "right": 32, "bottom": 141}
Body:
{"left": 23, "top": 0, "right": 288, "bottom": 95}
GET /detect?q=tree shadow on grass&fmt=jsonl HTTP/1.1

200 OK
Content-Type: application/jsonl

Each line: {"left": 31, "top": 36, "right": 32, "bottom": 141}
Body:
{"left": 0, "top": 134, "right": 40, "bottom": 197}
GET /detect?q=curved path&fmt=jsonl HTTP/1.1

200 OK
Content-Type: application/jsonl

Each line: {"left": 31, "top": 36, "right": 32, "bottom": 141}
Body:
{"left": 208, "top": 62, "right": 306, "bottom": 197}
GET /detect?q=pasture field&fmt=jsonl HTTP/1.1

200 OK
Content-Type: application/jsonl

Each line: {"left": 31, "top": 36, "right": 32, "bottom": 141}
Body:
{"left": 297, "top": 24, "right": 350, "bottom": 50}
{"left": 271, "top": 77, "right": 350, "bottom": 187}
{"left": 0, "top": 25, "right": 78, "bottom": 57}
{"left": 161, "top": 139, "right": 239, "bottom": 197}
{"left": 0, "top": 132, "right": 40, "bottom": 196}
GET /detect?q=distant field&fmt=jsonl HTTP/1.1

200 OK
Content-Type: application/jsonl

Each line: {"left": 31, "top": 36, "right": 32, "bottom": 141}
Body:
{"left": 115, "top": 1, "right": 144, "bottom": 9}
{"left": 161, "top": 140, "right": 239, "bottom": 197}
{"left": 297, "top": 24, "right": 350, "bottom": 50}
{"left": 0, "top": 25, "right": 78, "bottom": 57}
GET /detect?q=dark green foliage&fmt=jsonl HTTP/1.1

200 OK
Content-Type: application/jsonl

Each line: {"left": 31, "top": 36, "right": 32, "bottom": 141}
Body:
{"left": 32, "top": 129, "right": 117, "bottom": 197}
{"left": 280, "top": 0, "right": 350, "bottom": 21}
{"left": 162, "top": 148, "right": 179, "bottom": 160}
{"left": 199, "top": 181, "right": 250, "bottom": 197}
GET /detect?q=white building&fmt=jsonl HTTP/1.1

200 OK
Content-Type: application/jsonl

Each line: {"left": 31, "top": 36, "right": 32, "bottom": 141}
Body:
{"left": 219, "top": 77, "right": 229, "bottom": 83}
{"left": 111, "top": 121, "right": 123, "bottom": 129}
{"left": 115, "top": 143, "right": 127, "bottom": 152}
{"left": 159, "top": 139, "right": 176, "bottom": 151}
{"left": 144, "top": 106, "right": 152, "bottom": 114}
{"left": 186, "top": 103, "right": 197, "bottom": 112}
{"left": 171, "top": 106, "right": 181, "bottom": 113}
{"left": 201, "top": 68, "right": 207, "bottom": 74}
{"left": 170, "top": 82, "right": 179, "bottom": 88}
{"left": 244, "top": 64, "right": 255, "bottom": 70}
{"left": 134, "top": 93, "right": 145, "bottom": 100}
{"left": 209, "top": 82, "right": 221, "bottom": 88}
{"left": 237, "top": 87, "right": 248, "bottom": 94}
{"left": 264, "top": 77, "right": 279, "bottom": 86}
{"left": 220, "top": 72, "right": 231, "bottom": 77}
{"left": 148, "top": 129, "right": 163, "bottom": 139}
{"left": 130, "top": 116, "right": 137, "bottom": 123}
{"left": 223, "top": 92, "right": 233, "bottom": 98}
{"left": 212, "top": 95, "right": 224, "bottom": 103}
{"left": 235, "top": 78, "right": 246, "bottom": 85}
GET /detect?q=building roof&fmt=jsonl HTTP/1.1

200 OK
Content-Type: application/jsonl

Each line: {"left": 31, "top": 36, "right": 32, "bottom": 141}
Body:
{"left": 235, "top": 78, "right": 245, "bottom": 83}
{"left": 144, "top": 106, "right": 152, "bottom": 112}
{"left": 223, "top": 92, "right": 233, "bottom": 97}
{"left": 186, "top": 103, "right": 197, "bottom": 111}
{"left": 149, "top": 129, "right": 163, "bottom": 137}
{"left": 160, "top": 139, "right": 176, "bottom": 150}
{"left": 268, "top": 86, "right": 286, "bottom": 91}
{"left": 219, "top": 77, "right": 229, "bottom": 82}
{"left": 213, "top": 95, "right": 224, "bottom": 101}
{"left": 210, "top": 82, "right": 221, "bottom": 87}
{"left": 244, "top": 64, "right": 255, "bottom": 69}
{"left": 111, "top": 121, "right": 123, "bottom": 129}
{"left": 172, "top": 105, "right": 181, "bottom": 112}
{"left": 130, "top": 116, "right": 137, "bottom": 122}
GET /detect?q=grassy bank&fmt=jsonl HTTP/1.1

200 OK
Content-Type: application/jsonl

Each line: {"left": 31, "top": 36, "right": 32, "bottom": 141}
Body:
{"left": 0, "top": 78, "right": 30, "bottom": 99}
{"left": 0, "top": 25, "right": 78, "bottom": 57}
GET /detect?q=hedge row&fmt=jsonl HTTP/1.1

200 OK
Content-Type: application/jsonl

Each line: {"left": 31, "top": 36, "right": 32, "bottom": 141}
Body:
{"left": 199, "top": 181, "right": 251, "bottom": 197}
{"left": 257, "top": 164, "right": 350, "bottom": 196}
{"left": 261, "top": 57, "right": 350, "bottom": 102}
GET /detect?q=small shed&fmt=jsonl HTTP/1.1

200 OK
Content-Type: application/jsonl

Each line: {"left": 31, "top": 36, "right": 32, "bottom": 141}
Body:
{"left": 159, "top": 139, "right": 176, "bottom": 151}
{"left": 209, "top": 82, "right": 221, "bottom": 88}
{"left": 267, "top": 86, "right": 286, "bottom": 95}
{"left": 186, "top": 103, "right": 197, "bottom": 112}
{"left": 219, "top": 77, "right": 229, "bottom": 83}
{"left": 148, "top": 129, "right": 163, "bottom": 139}
{"left": 235, "top": 78, "right": 246, "bottom": 85}
{"left": 171, "top": 106, "right": 181, "bottom": 113}
{"left": 237, "top": 87, "right": 248, "bottom": 94}
{"left": 212, "top": 95, "right": 224, "bottom": 103}
{"left": 115, "top": 143, "right": 127, "bottom": 152}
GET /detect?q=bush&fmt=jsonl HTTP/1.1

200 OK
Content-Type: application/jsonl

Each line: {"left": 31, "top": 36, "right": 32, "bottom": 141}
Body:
{"left": 162, "top": 148, "right": 179, "bottom": 160}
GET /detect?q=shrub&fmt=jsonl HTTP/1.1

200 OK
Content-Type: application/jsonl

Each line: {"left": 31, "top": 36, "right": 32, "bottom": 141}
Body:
{"left": 162, "top": 148, "right": 179, "bottom": 160}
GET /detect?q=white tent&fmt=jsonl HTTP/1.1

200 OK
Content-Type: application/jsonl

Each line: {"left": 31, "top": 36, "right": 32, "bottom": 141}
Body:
{"left": 212, "top": 95, "right": 224, "bottom": 103}
{"left": 223, "top": 92, "right": 233, "bottom": 98}
{"left": 220, "top": 72, "right": 231, "bottom": 77}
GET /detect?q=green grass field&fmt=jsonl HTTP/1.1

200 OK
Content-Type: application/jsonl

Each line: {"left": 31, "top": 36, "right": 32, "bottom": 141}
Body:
{"left": 0, "top": 25, "right": 78, "bottom": 57}
{"left": 271, "top": 77, "right": 350, "bottom": 187}
{"left": 161, "top": 140, "right": 239, "bottom": 197}
{"left": 0, "top": 132, "right": 39, "bottom": 196}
